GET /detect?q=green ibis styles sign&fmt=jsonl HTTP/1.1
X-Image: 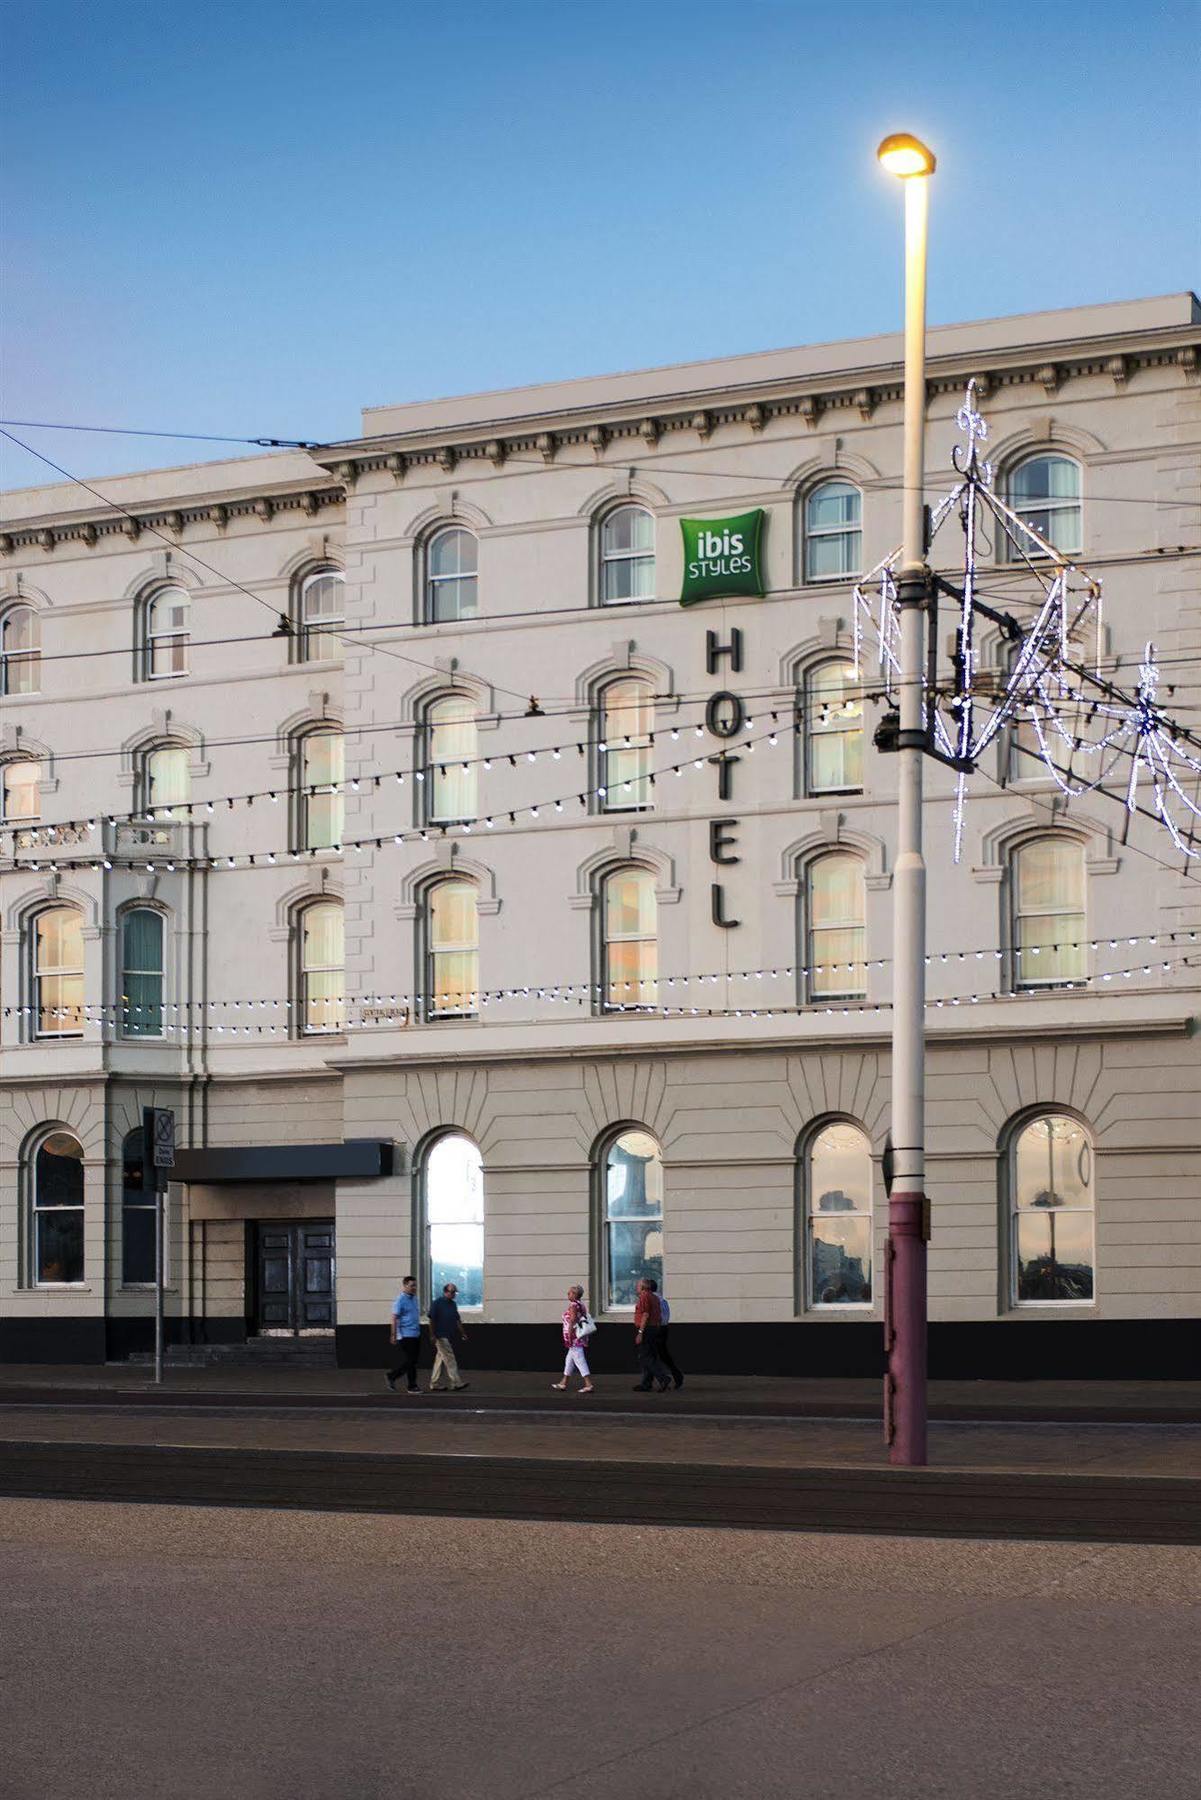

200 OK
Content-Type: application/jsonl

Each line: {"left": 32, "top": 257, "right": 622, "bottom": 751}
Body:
{"left": 679, "top": 509, "right": 765, "bottom": 606}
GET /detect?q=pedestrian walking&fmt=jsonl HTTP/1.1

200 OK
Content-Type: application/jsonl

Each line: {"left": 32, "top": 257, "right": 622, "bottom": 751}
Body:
{"left": 386, "top": 1275, "right": 423, "bottom": 1393}
{"left": 632, "top": 1276, "right": 673, "bottom": 1392}
{"left": 427, "top": 1281, "right": 470, "bottom": 1392}
{"left": 552, "top": 1284, "right": 595, "bottom": 1394}
{"left": 653, "top": 1281, "right": 684, "bottom": 1390}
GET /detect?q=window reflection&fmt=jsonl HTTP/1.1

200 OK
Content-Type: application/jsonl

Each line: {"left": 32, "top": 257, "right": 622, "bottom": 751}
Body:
{"left": 604, "top": 1128, "right": 663, "bottom": 1307}
{"left": 425, "top": 1133, "right": 484, "bottom": 1307}
{"left": 1012, "top": 1114, "right": 1095, "bottom": 1303}
{"left": 807, "top": 1122, "right": 872, "bottom": 1305}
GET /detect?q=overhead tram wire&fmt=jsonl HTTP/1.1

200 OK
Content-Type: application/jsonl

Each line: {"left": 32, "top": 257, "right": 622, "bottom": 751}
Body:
{"left": 2, "top": 415, "right": 1196, "bottom": 508}
{"left": 0, "top": 427, "right": 537, "bottom": 711}
{"left": 0, "top": 418, "right": 326, "bottom": 449}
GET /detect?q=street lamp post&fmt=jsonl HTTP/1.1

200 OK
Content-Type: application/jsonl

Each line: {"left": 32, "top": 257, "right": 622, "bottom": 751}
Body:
{"left": 877, "top": 132, "right": 936, "bottom": 1467}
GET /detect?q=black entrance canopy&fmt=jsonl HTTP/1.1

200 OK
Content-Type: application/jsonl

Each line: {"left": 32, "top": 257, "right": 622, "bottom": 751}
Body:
{"left": 170, "top": 1139, "right": 396, "bottom": 1184}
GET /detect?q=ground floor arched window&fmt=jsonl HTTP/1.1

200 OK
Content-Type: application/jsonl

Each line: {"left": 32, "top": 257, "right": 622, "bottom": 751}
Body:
{"left": 601, "top": 1127, "right": 663, "bottom": 1309}
{"left": 1010, "top": 1113, "right": 1095, "bottom": 1303}
{"left": 804, "top": 1120, "right": 873, "bottom": 1306}
{"left": 421, "top": 1133, "right": 484, "bottom": 1308}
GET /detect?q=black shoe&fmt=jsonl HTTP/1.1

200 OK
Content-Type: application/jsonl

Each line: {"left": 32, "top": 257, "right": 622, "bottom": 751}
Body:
{"left": 631, "top": 1384, "right": 653, "bottom": 1392}
{"left": 673, "top": 1378, "right": 684, "bottom": 1390}
{"left": 452, "top": 1383, "right": 470, "bottom": 1392}
{"left": 386, "top": 1374, "right": 397, "bottom": 1392}
{"left": 656, "top": 1381, "right": 672, "bottom": 1392}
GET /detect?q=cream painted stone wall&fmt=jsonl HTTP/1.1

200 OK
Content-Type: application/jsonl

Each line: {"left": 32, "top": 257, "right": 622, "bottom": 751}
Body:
{"left": 2, "top": 294, "right": 1199, "bottom": 1354}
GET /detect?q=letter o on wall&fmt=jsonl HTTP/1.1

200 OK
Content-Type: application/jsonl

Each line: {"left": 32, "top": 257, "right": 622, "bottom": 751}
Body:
{"left": 705, "top": 691, "right": 746, "bottom": 740}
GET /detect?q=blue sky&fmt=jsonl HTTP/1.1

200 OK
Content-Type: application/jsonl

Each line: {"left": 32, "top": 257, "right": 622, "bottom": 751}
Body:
{"left": 2, "top": 0, "right": 1198, "bottom": 490}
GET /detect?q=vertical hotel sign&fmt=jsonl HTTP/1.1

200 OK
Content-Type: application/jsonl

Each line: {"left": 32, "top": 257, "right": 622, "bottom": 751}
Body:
{"left": 677, "top": 509, "right": 767, "bottom": 932}
{"left": 679, "top": 510, "right": 765, "bottom": 606}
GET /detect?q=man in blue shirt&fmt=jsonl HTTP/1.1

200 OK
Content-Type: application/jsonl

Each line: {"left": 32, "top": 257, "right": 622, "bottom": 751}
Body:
{"left": 386, "top": 1275, "right": 423, "bottom": 1393}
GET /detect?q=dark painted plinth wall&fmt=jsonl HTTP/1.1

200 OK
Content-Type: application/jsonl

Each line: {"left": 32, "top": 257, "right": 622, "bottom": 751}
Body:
{"left": 2, "top": 1317, "right": 1197, "bottom": 1379}
{"left": 337, "top": 1319, "right": 1201, "bottom": 1382}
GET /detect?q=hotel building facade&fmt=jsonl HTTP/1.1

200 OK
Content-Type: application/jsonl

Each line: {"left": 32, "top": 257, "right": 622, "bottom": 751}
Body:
{"left": 2, "top": 292, "right": 1199, "bottom": 1376}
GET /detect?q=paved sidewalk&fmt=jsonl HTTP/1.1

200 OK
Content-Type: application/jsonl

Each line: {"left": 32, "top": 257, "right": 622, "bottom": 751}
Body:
{"left": 3, "top": 1361, "right": 1200, "bottom": 1419}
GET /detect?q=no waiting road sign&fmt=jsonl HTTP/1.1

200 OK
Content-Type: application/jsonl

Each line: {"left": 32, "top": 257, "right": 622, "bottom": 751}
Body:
{"left": 150, "top": 1108, "right": 175, "bottom": 1170}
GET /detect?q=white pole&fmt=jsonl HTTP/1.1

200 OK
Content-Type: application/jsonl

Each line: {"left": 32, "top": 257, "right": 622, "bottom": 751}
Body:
{"left": 888, "top": 165, "right": 930, "bottom": 1467}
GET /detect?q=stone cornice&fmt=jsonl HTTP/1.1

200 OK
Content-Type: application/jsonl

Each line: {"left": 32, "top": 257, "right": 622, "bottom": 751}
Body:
{"left": 3, "top": 323, "right": 1196, "bottom": 552}
{"left": 0, "top": 479, "right": 342, "bottom": 557}
{"left": 311, "top": 323, "right": 1200, "bottom": 486}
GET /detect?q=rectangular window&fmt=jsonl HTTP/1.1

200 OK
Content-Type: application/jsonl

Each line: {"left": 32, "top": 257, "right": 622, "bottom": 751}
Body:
{"left": 2, "top": 760, "right": 40, "bottom": 821}
{"left": 302, "top": 732, "right": 344, "bottom": 850}
{"left": 807, "top": 856, "right": 866, "bottom": 1000}
{"left": 805, "top": 664, "right": 863, "bottom": 794}
{"left": 1014, "top": 840, "right": 1086, "bottom": 987}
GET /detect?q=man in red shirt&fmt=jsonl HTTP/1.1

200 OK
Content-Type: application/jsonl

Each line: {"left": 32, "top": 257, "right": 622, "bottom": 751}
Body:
{"left": 632, "top": 1277, "right": 673, "bottom": 1392}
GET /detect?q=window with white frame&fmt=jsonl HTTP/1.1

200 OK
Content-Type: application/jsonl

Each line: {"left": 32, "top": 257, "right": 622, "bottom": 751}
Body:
{"left": 424, "top": 880, "right": 479, "bottom": 1018}
{"left": 144, "top": 744, "right": 190, "bottom": 818}
{"left": 121, "top": 908, "right": 164, "bottom": 1037}
{"left": 425, "top": 695, "right": 478, "bottom": 824}
{"left": 1005, "top": 455, "right": 1082, "bottom": 558}
{"left": 1010, "top": 1113, "right": 1095, "bottom": 1303}
{"left": 426, "top": 528, "right": 478, "bottom": 623}
{"left": 805, "top": 1121, "right": 873, "bottom": 1306}
{"left": 804, "top": 482, "right": 862, "bottom": 582}
{"left": 805, "top": 853, "right": 866, "bottom": 1000}
{"left": 300, "top": 729, "right": 344, "bottom": 850}
{"left": 31, "top": 1131, "right": 85, "bottom": 1284}
{"left": 422, "top": 1132, "right": 484, "bottom": 1308}
{"left": 121, "top": 1127, "right": 156, "bottom": 1285}
{"left": 804, "top": 661, "right": 863, "bottom": 794}
{"left": 144, "top": 587, "right": 190, "bottom": 679}
{"left": 1, "top": 605, "right": 40, "bottom": 694}
{"left": 34, "top": 906, "right": 84, "bottom": 1037}
{"left": 602, "top": 866, "right": 657, "bottom": 1009}
{"left": 602, "top": 1128, "right": 663, "bottom": 1309}
{"left": 300, "top": 900, "right": 345, "bottom": 1033}
{"left": 2, "top": 758, "right": 40, "bottom": 822}
{"left": 1012, "top": 837, "right": 1086, "bottom": 988}
{"left": 600, "top": 505, "right": 655, "bottom": 604}
{"left": 599, "top": 677, "right": 653, "bottom": 811}
{"left": 299, "top": 569, "right": 345, "bottom": 661}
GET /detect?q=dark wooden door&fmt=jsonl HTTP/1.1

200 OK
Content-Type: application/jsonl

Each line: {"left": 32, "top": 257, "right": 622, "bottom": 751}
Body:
{"left": 254, "top": 1221, "right": 335, "bottom": 1333}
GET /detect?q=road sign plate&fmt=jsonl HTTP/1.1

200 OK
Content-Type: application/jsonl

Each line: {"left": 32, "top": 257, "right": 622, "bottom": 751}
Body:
{"left": 151, "top": 1108, "right": 175, "bottom": 1169}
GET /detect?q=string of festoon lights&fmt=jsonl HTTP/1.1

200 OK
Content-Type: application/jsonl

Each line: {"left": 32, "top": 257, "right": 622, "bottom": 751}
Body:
{"left": 4, "top": 707, "right": 869, "bottom": 873}
{"left": 11, "top": 934, "right": 1197, "bottom": 1033}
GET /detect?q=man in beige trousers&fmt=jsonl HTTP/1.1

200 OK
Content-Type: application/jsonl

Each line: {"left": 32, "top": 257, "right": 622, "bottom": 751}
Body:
{"left": 427, "top": 1281, "right": 470, "bottom": 1392}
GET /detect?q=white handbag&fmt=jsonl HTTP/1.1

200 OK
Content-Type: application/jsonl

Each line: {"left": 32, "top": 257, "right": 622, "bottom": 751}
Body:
{"left": 576, "top": 1312, "right": 597, "bottom": 1340}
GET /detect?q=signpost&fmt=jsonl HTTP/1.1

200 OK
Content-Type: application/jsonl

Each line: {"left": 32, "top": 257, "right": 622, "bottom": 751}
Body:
{"left": 143, "top": 1107, "right": 175, "bottom": 1385}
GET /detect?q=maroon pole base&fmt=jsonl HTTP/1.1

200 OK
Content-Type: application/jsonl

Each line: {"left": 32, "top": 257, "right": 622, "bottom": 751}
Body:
{"left": 886, "top": 1192, "right": 928, "bottom": 1467}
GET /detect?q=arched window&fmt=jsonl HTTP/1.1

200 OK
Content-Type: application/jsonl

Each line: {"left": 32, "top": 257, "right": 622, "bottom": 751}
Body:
{"left": 121, "top": 1126, "right": 156, "bottom": 1285}
{"left": 1005, "top": 455, "right": 1082, "bottom": 558}
{"left": 599, "top": 677, "right": 653, "bottom": 812}
{"left": 299, "top": 568, "right": 345, "bottom": 661}
{"left": 424, "top": 695, "right": 478, "bottom": 823}
{"left": 602, "top": 1128, "right": 663, "bottom": 1309}
{"left": 600, "top": 505, "right": 655, "bottom": 604}
{"left": 426, "top": 528, "right": 478, "bottom": 623}
{"left": 143, "top": 743, "right": 190, "bottom": 818}
{"left": 422, "top": 1133, "right": 484, "bottom": 1307}
{"left": 803, "top": 661, "right": 863, "bottom": 794}
{"left": 805, "top": 854, "right": 866, "bottom": 1000}
{"left": 424, "top": 880, "right": 479, "bottom": 1018}
{"left": 804, "top": 1121, "right": 873, "bottom": 1307}
{"left": 1, "top": 605, "right": 40, "bottom": 695}
{"left": 144, "top": 587, "right": 190, "bottom": 679}
{"left": 300, "top": 900, "right": 345, "bottom": 1033}
{"left": 602, "top": 866, "right": 657, "bottom": 1009}
{"left": 1010, "top": 1113, "right": 1095, "bottom": 1304}
{"left": 1012, "top": 837, "right": 1086, "bottom": 988}
{"left": 121, "top": 908, "right": 164, "bottom": 1038}
{"left": 31, "top": 1131, "right": 85, "bottom": 1284}
{"left": 2, "top": 758, "right": 39, "bottom": 822}
{"left": 299, "top": 729, "right": 344, "bottom": 850}
{"left": 33, "top": 906, "right": 84, "bottom": 1037}
{"left": 804, "top": 482, "right": 862, "bottom": 582}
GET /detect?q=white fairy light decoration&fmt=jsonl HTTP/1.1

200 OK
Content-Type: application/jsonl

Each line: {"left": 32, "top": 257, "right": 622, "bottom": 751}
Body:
{"left": 852, "top": 380, "right": 1109, "bottom": 859}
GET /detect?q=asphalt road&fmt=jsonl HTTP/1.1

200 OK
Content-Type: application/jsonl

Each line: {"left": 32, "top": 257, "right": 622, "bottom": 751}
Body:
{"left": 1, "top": 1497, "right": 1198, "bottom": 1800}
